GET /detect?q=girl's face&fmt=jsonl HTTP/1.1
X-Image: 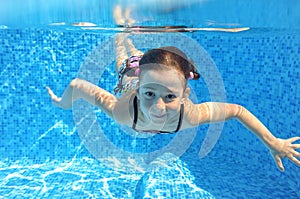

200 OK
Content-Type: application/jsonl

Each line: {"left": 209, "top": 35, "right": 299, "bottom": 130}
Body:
{"left": 137, "top": 68, "right": 190, "bottom": 128}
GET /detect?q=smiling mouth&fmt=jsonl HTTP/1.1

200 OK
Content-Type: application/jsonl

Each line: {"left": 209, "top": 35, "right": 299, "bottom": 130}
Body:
{"left": 150, "top": 113, "right": 167, "bottom": 119}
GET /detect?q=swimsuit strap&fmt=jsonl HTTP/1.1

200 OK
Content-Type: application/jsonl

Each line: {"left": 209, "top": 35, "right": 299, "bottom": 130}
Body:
{"left": 174, "top": 103, "right": 184, "bottom": 132}
{"left": 132, "top": 96, "right": 138, "bottom": 130}
{"left": 132, "top": 96, "right": 184, "bottom": 133}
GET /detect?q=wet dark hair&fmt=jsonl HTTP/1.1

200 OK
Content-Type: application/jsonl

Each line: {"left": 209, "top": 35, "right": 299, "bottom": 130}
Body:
{"left": 139, "top": 46, "right": 200, "bottom": 82}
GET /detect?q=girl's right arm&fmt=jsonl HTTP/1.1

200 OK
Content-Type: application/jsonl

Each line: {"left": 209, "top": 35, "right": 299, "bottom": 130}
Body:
{"left": 46, "top": 78, "right": 118, "bottom": 118}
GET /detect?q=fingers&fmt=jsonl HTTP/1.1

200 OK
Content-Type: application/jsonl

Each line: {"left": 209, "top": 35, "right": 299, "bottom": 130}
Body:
{"left": 292, "top": 150, "right": 300, "bottom": 159}
{"left": 288, "top": 136, "right": 300, "bottom": 143}
{"left": 271, "top": 136, "right": 300, "bottom": 172}
{"left": 46, "top": 86, "right": 54, "bottom": 96}
{"left": 286, "top": 137, "right": 300, "bottom": 168}
{"left": 289, "top": 136, "right": 300, "bottom": 152}
{"left": 289, "top": 150, "right": 300, "bottom": 166}
{"left": 45, "top": 86, "right": 60, "bottom": 102}
{"left": 273, "top": 155, "right": 285, "bottom": 172}
{"left": 292, "top": 144, "right": 300, "bottom": 149}
{"left": 288, "top": 155, "right": 300, "bottom": 166}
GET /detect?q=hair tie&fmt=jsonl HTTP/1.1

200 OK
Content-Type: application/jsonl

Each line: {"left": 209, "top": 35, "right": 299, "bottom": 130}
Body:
{"left": 134, "top": 68, "right": 140, "bottom": 76}
{"left": 188, "top": 71, "right": 194, "bottom": 80}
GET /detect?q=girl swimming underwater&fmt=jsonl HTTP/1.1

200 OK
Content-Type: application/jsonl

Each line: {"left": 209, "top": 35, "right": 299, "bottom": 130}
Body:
{"left": 46, "top": 34, "right": 300, "bottom": 172}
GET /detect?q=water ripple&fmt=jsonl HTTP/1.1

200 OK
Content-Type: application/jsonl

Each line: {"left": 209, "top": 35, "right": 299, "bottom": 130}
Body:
{"left": 0, "top": 154, "right": 214, "bottom": 198}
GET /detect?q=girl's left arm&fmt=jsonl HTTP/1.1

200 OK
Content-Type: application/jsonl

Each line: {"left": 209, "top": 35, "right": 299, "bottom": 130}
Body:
{"left": 187, "top": 101, "right": 300, "bottom": 172}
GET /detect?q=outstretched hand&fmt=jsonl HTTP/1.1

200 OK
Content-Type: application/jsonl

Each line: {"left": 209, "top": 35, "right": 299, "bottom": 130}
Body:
{"left": 269, "top": 137, "right": 300, "bottom": 172}
{"left": 46, "top": 86, "right": 63, "bottom": 108}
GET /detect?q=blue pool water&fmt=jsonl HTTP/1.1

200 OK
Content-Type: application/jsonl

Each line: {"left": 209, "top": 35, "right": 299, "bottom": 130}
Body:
{"left": 1, "top": 1, "right": 300, "bottom": 199}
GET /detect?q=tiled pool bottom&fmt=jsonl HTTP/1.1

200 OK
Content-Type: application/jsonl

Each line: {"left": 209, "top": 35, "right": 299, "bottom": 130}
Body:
{"left": 1, "top": 148, "right": 299, "bottom": 199}
{"left": 0, "top": 155, "right": 215, "bottom": 199}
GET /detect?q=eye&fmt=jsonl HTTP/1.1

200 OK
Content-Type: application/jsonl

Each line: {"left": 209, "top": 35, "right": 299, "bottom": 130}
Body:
{"left": 165, "top": 94, "right": 177, "bottom": 100}
{"left": 144, "top": 91, "right": 155, "bottom": 98}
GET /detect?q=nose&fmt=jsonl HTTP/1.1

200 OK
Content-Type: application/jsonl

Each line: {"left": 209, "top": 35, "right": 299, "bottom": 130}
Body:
{"left": 152, "top": 97, "right": 166, "bottom": 114}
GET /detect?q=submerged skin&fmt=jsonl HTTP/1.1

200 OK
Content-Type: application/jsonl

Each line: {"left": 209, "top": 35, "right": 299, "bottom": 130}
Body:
{"left": 46, "top": 69, "right": 300, "bottom": 172}
{"left": 46, "top": 36, "right": 300, "bottom": 172}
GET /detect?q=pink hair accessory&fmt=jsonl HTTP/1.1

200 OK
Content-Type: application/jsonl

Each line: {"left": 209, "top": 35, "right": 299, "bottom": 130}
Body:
{"left": 134, "top": 68, "right": 140, "bottom": 76}
{"left": 188, "top": 71, "right": 194, "bottom": 80}
{"left": 130, "top": 62, "right": 139, "bottom": 68}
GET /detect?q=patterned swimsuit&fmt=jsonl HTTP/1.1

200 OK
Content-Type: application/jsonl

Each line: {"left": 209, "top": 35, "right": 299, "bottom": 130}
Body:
{"left": 114, "top": 55, "right": 142, "bottom": 94}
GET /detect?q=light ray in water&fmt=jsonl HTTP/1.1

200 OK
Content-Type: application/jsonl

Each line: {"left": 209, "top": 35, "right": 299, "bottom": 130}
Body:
{"left": 0, "top": 154, "right": 215, "bottom": 198}
{"left": 30, "top": 120, "right": 76, "bottom": 150}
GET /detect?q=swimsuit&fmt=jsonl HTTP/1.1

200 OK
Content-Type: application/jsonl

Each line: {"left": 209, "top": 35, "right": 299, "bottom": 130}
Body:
{"left": 114, "top": 55, "right": 142, "bottom": 94}
{"left": 132, "top": 96, "right": 184, "bottom": 134}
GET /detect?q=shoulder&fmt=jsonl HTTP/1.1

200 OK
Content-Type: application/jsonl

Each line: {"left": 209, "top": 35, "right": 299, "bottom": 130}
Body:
{"left": 181, "top": 99, "right": 211, "bottom": 129}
